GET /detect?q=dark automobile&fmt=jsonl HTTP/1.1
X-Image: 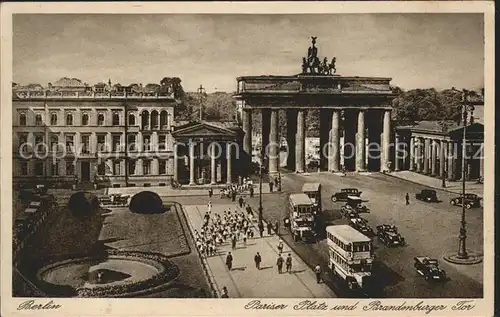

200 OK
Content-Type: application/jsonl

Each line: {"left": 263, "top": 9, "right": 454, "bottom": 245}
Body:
{"left": 251, "top": 162, "right": 268, "bottom": 175}
{"left": 331, "top": 188, "right": 362, "bottom": 202}
{"left": 349, "top": 217, "right": 374, "bottom": 236}
{"left": 340, "top": 205, "right": 359, "bottom": 219}
{"left": 450, "top": 194, "right": 481, "bottom": 209}
{"left": 415, "top": 189, "right": 438, "bottom": 202}
{"left": 414, "top": 257, "right": 447, "bottom": 281}
{"left": 376, "top": 224, "right": 405, "bottom": 247}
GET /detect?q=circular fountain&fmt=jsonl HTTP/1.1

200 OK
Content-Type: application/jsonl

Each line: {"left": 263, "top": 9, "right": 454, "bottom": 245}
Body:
{"left": 36, "top": 250, "right": 179, "bottom": 297}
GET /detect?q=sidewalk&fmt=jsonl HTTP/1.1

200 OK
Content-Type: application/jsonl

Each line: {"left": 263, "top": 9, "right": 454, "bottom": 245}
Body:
{"left": 106, "top": 185, "right": 272, "bottom": 197}
{"left": 388, "top": 171, "right": 483, "bottom": 198}
{"left": 183, "top": 203, "right": 335, "bottom": 298}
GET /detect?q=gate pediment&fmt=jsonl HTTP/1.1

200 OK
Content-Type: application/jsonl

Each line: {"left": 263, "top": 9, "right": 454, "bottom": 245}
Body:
{"left": 172, "top": 122, "right": 238, "bottom": 140}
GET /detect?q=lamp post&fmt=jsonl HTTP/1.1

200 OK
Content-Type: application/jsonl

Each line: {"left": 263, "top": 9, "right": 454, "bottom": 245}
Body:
{"left": 258, "top": 149, "right": 264, "bottom": 228}
{"left": 444, "top": 88, "right": 481, "bottom": 265}
{"left": 197, "top": 85, "right": 206, "bottom": 122}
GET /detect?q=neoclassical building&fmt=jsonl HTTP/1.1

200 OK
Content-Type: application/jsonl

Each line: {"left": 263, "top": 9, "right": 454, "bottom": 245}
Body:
{"left": 12, "top": 79, "right": 178, "bottom": 188}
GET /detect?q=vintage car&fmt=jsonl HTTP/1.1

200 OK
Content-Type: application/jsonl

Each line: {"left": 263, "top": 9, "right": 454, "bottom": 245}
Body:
{"left": 349, "top": 217, "right": 374, "bottom": 237}
{"left": 376, "top": 224, "right": 405, "bottom": 247}
{"left": 307, "top": 159, "right": 320, "bottom": 170}
{"left": 414, "top": 257, "right": 447, "bottom": 281}
{"left": 340, "top": 205, "right": 359, "bottom": 219}
{"left": 331, "top": 188, "right": 362, "bottom": 202}
{"left": 99, "top": 194, "right": 130, "bottom": 207}
{"left": 415, "top": 189, "right": 438, "bottom": 202}
{"left": 450, "top": 194, "right": 481, "bottom": 209}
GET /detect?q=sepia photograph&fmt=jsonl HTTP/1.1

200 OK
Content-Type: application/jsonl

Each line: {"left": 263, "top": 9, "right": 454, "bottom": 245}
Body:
{"left": 1, "top": 2, "right": 494, "bottom": 316}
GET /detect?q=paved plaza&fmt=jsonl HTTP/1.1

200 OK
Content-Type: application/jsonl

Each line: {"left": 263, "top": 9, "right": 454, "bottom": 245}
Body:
{"left": 183, "top": 203, "right": 335, "bottom": 298}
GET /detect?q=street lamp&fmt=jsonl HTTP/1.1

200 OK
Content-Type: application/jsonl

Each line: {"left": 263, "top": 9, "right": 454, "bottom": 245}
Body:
{"left": 197, "top": 85, "right": 206, "bottom": 122}
{"left": 258, "top": 149, "right": 264, "bottom": 228}
{"left": 444, "top": 89, "right": 481, "bottom": 265}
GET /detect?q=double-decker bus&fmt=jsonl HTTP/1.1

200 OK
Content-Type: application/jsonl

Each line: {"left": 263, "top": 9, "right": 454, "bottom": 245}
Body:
{"left": 326, "top": 225, "right": 374, "bottom": 290}
{"left": 301, "top": 182, "right": 322, "bottom": 213}
{"left": 287, "top": 193, "right": 315, "bottom": 241}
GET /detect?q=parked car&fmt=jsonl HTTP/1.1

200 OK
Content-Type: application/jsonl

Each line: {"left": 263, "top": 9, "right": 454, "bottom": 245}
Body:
{"left": 331, "top": 188, "right": 362, "bottom": 202}
{"left": 349, "top": 217, "right": 374, "bottom": 236}
{"left": 450, "top": 194, "right": 481, "bottom": 209}
{"left": 415, "top": 189, "right": 438, "bottom": 202}
{"left": 414, "top": 257, "right": 447, "bottom": 281}
{"left": 340, "top": 205, "right": 359, "bottom": 219}
{"left": 307, "top": 160, "right": 320, "bottom": 170}
{"left": 376, "top": 224, "right": 405, "bottom": 247}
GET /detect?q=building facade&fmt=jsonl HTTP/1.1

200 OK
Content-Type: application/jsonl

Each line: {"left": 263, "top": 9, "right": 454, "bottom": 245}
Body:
{"left": 13, "top": 80, "right": 178, "bottom": 188}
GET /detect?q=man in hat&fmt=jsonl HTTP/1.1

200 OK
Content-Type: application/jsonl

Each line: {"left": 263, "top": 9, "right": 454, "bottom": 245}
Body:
{"left": 276, "top": 254, "right": 284, "bottom": 274}
{"left": 254, "top": 252, "right": 262, "bottom": 270}
{"left": 225, "top": 252, "right": 233, "bottom": 271}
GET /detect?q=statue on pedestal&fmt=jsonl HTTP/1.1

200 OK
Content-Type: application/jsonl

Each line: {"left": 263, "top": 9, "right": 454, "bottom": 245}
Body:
{"left": 306, "top": 37, "right": 321, "bottom": 74}
{"left": 328, "top": 57, "right": 337, "bottom": 74}
{"left": 301, "top": 57, "right": 308, "bottom": 74}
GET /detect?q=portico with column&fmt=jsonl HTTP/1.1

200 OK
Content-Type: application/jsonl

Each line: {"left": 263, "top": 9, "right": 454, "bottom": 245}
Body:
{"left": 171, "top": 121, "right": 244, "bottom": 185}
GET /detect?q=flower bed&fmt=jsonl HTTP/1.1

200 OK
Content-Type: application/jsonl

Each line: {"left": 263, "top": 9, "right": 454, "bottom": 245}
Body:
{"left": 36, "top": 250, "right": 180, "bottom": 298}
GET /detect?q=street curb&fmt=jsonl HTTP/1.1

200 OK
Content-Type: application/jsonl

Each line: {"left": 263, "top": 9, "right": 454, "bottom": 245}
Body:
{"left": 381, "top": 172, "right": 483, "bottom": 199}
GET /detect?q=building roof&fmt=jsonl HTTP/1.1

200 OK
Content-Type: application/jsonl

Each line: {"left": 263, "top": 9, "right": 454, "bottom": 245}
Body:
{"left": 53, "top": 77, "right": 86, "bottom": 87}
{"left": 396, "top": 121, "right": 484, "bottom": 136}
{"left": 289, "top": 193, "right": 313, "bottom": 206}
{"left": 326, "top": 225, "right": 371, "bottom": 243}
{"left": 171, "top": 121, "right": 241, "bottom": 140}
{"left": 301, "top": 183, "right": 321, "bottom": 192}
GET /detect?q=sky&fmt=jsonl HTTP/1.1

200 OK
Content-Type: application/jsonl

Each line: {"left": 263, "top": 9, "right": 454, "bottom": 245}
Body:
{"left": 13, "top": 14, "right": 484, "bottom": 93}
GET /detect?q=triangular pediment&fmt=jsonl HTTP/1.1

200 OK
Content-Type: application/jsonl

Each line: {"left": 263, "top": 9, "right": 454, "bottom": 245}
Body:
{"left": 172, "top": 121, "right": 238, "bottom": 138}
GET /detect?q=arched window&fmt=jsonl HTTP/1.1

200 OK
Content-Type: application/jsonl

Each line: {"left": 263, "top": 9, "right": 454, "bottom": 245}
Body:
{"left": 141, "top": 111, "right": 149, "bottom": 129}
{"left": 35, "top": 114, "right": 43, "bottom": 126}
{"left": 81, "top": 113, "right": 89, "bottom": 126}
{"left": 112, "top": 113, "right": 120, "bottom": 126}
{"left": 97, "top": 113, "right": 105, "bottom": 126}
{"left": 151, "top": 110, "right": 159, "bottom": 129}
{"left": 128, "top": 113, "right": 136, "bottom": 126}
{"left": 50, "top": 113, "right": 57, "bottom": 125}
{"left": 66, "top": 113, "right": 73, "bottom": 126}
{"left": 160, "top": 111, "right": 169, "bottom": 128}
{"left": 19, "top": 112, "right": 27, "bottom": 126}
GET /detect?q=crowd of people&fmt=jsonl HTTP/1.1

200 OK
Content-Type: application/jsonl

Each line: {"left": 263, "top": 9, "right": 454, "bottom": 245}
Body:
{"left": 193, "top": 204, "right": 257, "bottom": 259}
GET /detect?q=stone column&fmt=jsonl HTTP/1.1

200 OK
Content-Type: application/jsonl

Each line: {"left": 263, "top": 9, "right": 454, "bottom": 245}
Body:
{"left": 409, "top": 136, "right": 415, "bottom": 171}
{"left": 189, "top": 141, "right": 195, "bottom": 185}
{"left": 268, "top": 109, "right": 279, "bottom": 174}
{"left": 356, "top": 110, "right": 366, "bottom": 172}
{"left": 380, "top": 110, "right": 391, "bottom": 172}
{"left": 329, "top": 110, "right": 340, "bottom": 172}
{"left": 447, "top": 141, "right": 455, "bottom": 180}
{"left": 319, "top": 109, "right": 330, "bottom": 171}
{"left": 261, "top": 109, "right": 270, "bottom": 158}
{"left": 431, "top": 139, "right": 437, "bottom": 176}
{"left": 295, "top": 110, "right": 306, "bottom": 173}
{"left": 173, "top": 146, "right": 179, "bottom": 182}
{"left": 210, "top": 143, "right": 217, "bottom": 185}
{"left": 286, "top": 109, "right": 297, "bottom": 170}
{"left": 242, "top": 109, "right": 252, "bottom": 158}
{"left": 394, "top": 133, "right": 400, "bottom": 171}
{"left": 226, "top": 142, "right": 232, "bottom": 184}
{"left": 423, "top": 138, "right": 430, "bottom": 174}
{"left": 439, "top": 140, "right": 446, "bottom": 177}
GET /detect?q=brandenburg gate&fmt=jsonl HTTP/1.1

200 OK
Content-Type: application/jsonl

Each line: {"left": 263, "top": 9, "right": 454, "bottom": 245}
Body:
{"left": 233, "top": 37, "right": 398, "bottom": 174}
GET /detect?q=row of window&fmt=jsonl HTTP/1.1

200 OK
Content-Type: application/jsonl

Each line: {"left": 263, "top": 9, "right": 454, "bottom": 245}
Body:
{"left": 327, "top": 232, "right": 372, "bottom": 252}
{"left": 18, "top": 110, "right": 171, "bottom": 128}
{"left": 329, "top": 249, "right": 372, "bottom": 274}
{"left": 18, "top": 160, "right": 169, "bottom": 177}
{"left": 18, "top": 133, "right": 169, "bottom": 153}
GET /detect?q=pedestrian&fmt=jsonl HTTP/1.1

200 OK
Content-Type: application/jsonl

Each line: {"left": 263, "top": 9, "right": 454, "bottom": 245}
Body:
{"left": 250, "top": 186, "right": 254, "bottom": 197}
{"left": 221, "top": 286, "right": 229, "bottom": 298}
{"left": 286, "top": 253, "right": 292, "bottom": 273}
{"left": 274, "top": 177, "right": 279, "bottom": 188}
{"left": 276, "top": 254, "right": 284, "bottom": 274}
{"left": 315, "top": 264, "right": 322, "bottom": 283}
{"left": 232, "top": 191, "right": 237, "bottom": 202}
{"left": 258, "top": 222, "right": 264, "bottom": 237}
{"left": 242, "top": 231, "right": 247, "bottom": 245}
{"left": 267, "top": 222, "right": 273, "bottom": 235}
{"left": 207, "top": 201, "right": 212, "bottom": 213}
{"left": 274, "top": 221, "right": 279, "bottom": 235}
{"left": 405, "top": 193, "right": 410, "bottom": 205}
{"left": 231, "top": 234, "right": 237, "bottom": 249}
{"left": 269, "top": 181, "right": 274, "bottom": 193}
{"left": 254, "top": 252, "right": 262, "bottom": 270}
{"left": 277, "top": 239, "right": 284, "bottom": 254}
{"left": 208, "top": 188, "right": 213, "bottom": 198}
{"left": 225, "top": 252, "right": 233, "bottom": 271}
{"left": 238, "top": 196, "right": 244, "bottom": 208}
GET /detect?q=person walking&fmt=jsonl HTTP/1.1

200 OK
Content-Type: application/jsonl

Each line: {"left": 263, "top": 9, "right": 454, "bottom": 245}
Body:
{"left": 277, "top": 239, "right": 284, "bottom": 254}
{"left": 231, "top": 234, "right": 237, "bottom": 249}
{"left": 258, "top": 222, "right": 264, "bottom": 237}
{"left": 231, "top": 191, "right": 237, "bottom": 202}
{"left": 276, "top": 254, "right": 284, "bottom": 274}
{"left": 405, "top": 193, "right": 410, "bottom": 205}
{"left": 208, "top": 188, "right": 213, "bottom": 198}
{"left": 274, "top": 221, "right": 279, "bottom": 235}
{"left": 254, "top": 252, "right": 262, "bottom": 270}
{"left": 267, "top": 222, "right": 273, "bottom": 235}
{"left": 238, "top": 196, "right": 244, "bottom": 208}
{"left": 269, "top": 181, "right": 274, "bottom": 193}
{"left": 225, "top": 252, "right": 233, "bottom": 271}
{"left": 285, "top": 253, "right": 292, "bottom": 273}
{"left": 315, "top": 264, "right": 322, "bottom": 283}
{"left": 249, "top": 186, "right": 254, "bottom": 197}
{"left": 207, "top": 201, "right": 212, "bottom": 213}
{"left": 221, "top": 286, "right": 229, "bottom": 298}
